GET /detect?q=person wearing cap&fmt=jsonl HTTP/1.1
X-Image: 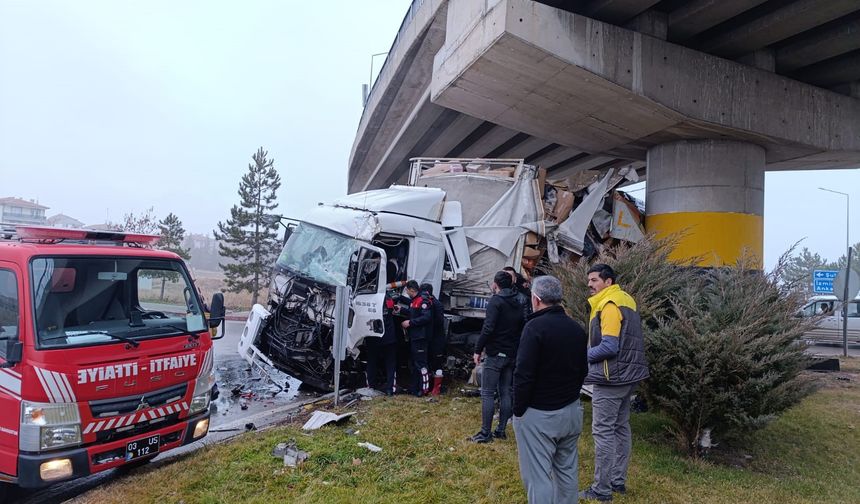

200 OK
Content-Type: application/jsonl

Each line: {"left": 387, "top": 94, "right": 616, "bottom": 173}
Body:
{"left": 402, "top": 280, "right": 433, "bottom": 396}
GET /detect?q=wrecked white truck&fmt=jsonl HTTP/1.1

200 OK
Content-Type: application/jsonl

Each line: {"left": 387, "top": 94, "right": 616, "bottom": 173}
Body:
{"left": 238, "top": 158, "right": 645, "bottom": 390}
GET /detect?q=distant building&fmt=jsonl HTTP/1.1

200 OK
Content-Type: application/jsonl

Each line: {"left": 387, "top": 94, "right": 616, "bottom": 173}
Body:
{"left": 46, "top": 213, "right": 84, "bottom": 229}
{"left": 0, "top": 197, "right": 48, "bottom": 226}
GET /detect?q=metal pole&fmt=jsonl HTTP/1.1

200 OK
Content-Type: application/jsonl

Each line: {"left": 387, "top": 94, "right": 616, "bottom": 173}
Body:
{"left": 820, "top": 187, "right": 852, "bottom": 356}
{"left": 843, "top": 246, "right": 852, "bottom": 357}
{"left": 332, "top": 286, "right": 351, "bottom": 405}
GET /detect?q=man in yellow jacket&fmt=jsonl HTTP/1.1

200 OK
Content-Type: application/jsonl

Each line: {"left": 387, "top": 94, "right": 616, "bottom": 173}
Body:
{"left": 580, "top": 264, "right": 649, "bottom": 502}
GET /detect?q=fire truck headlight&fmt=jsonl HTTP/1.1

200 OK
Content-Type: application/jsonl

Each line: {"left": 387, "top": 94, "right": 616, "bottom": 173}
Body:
{"left": 189, "top": 391, "right": 210, "bottom": 415}
{"left": 189, "top": 374, "right": 212, "bottom": 415}
{"left": 40, "top": 425, "right": 82, "bottom": 450}
{"left": 20, "top": 402, "right": 82, "bottom": 452}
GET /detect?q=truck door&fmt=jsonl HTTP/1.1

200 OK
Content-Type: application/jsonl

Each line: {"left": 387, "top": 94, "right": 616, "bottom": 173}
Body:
{"left": 347, "top": 244, "right": 387, "bottom": 351}
{"left": 0, "top": 261, "right": 22, "bottom": 478}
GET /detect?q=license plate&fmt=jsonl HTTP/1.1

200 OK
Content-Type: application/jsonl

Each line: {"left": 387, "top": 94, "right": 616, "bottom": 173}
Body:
{"left": 126, "top": 434, "right": 160, "bottom": 461}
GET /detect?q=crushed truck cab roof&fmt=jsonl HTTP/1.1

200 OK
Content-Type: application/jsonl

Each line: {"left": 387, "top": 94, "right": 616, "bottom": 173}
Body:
{"left": 330, "top": 186, "right": 446, "bottom": 221}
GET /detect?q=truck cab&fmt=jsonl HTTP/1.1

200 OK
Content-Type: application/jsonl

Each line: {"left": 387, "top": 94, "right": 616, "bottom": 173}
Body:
{"left": 0, "top": 227, "right": 222, "bottom": 495}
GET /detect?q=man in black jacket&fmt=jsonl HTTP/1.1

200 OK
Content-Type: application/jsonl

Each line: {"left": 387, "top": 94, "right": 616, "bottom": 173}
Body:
{"left": 513, "top": 275, "right": 588, "bottom": 504}
{"left": 470, "top": 271, "right": 525, "bottom": 443}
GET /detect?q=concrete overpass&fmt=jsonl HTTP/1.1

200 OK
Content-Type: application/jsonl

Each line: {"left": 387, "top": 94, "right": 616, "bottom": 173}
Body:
{"left": 349, "top": 0, "right": 860, "bottom": 266}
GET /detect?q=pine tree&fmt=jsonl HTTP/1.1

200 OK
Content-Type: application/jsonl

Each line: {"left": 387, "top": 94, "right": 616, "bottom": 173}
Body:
{"left": 833, "top": 241, "right": 860, "bottom": 280}
{"left": 214, "top": 147, "right": 282, "bottom": 305}
{"left": 156, "top": 213, "right": 191, "bottom": 299}
{"left": 555, "top": 238, "right": 814, "bottom": 457}
{"left": 158, "top": 213, "right": 191, "bottom": 259}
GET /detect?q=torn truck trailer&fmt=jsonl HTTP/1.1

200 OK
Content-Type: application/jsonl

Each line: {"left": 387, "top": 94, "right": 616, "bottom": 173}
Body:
{"left": 238, "top": 158, "right": 645, "bottom": 390}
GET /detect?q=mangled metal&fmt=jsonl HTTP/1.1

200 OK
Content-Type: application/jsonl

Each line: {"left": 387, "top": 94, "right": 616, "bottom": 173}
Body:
{"left": 239, "top": 157, "right": 646, "bottom": 391}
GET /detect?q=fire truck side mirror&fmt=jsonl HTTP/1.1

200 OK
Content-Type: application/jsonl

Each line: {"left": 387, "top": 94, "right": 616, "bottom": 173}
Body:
{"left": 208, "top": 293, "right": 226, "bottom": 329}
{"left": 0, "top": 339, "right": 22, "bottom": 367}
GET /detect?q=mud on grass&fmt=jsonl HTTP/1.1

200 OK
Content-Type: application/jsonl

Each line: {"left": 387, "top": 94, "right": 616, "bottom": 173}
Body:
{"left": 73, "top": 360, "right": 860, "bottom": 504}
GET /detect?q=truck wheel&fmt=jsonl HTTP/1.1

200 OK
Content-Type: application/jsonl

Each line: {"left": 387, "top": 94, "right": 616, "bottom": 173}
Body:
{"left": 0, "top": 482, "right": 7, "bottom": 503}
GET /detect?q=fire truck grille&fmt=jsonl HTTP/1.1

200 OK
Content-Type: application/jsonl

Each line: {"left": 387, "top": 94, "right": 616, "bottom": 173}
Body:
{"left": 95, "top": 412, "right": 181, "bottom": 444}
{"left": 89, "top": 383, "right": 188, "bottom": 418}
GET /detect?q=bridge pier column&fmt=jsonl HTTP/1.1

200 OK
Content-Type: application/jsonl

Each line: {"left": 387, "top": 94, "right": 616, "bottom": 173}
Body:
{"left": 645, "top": 140, "right": 765, "bottom": 267}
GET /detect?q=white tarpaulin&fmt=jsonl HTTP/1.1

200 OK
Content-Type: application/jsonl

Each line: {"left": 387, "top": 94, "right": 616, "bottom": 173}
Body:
{"left": 556, "top": 171, "right": 612, "bottom": 253}
{"left": 447, "top": 166, "right": 546, "bottom": 294}
{"left": 463, "top": 226, "right": 525, "bottom": 257}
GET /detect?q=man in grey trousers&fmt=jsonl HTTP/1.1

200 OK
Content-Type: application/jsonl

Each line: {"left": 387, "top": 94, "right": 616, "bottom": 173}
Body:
{"left": 513, "top": 275, "right": 588, "bottom": 504}
{"left": 580, "top": 264, "right": 650, "bottom": 502}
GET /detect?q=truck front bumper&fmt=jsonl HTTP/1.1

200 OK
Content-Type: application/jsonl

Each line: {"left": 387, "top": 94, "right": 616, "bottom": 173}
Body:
{"left": 16, "top": 410, "right": 210, "bottom": 488}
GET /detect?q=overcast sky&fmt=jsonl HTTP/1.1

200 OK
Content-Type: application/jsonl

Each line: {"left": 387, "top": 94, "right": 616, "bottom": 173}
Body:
{"left": 1, "top": 1, "right": 858, "bottom": 271}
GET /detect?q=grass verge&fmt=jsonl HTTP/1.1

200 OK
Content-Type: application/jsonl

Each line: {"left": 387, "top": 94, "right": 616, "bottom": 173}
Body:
{"left": 73, "top": 357, "right": 860, "bottom": 504}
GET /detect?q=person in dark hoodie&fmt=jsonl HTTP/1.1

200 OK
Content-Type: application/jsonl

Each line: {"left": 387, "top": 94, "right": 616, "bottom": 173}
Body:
{"left": 470, "top": 271, "right": 526, "bottom": 443}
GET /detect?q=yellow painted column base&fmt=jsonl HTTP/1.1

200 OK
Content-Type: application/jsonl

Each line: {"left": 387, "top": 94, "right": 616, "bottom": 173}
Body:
{"left": 645, "top": 212, "right": 763, "bottom": 267}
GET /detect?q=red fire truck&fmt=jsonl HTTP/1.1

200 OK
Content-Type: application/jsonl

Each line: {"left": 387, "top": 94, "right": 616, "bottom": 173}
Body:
{"left": 0, "top": 226, "right": 224, "bottom": 498}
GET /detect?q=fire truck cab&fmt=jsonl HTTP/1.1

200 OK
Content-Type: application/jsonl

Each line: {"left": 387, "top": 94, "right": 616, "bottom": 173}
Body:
{"left": 0, "top": 226, "right": 224, "bottom": 497}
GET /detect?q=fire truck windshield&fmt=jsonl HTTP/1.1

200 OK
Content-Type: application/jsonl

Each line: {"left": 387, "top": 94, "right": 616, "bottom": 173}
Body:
{"left": 30, "top": 256, "right": 206, "bottom": 348}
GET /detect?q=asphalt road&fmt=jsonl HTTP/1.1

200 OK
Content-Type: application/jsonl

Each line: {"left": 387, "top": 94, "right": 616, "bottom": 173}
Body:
{"left": 807, "top": 342, "right": 860, "bottom": 358}
{"left": 8, "top": 320, "right": 312, "bottom": 504}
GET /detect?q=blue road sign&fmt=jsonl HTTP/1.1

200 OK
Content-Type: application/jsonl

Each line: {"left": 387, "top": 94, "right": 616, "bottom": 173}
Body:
{"left": 813, "top": 270, "right": 838, "bottom": 293}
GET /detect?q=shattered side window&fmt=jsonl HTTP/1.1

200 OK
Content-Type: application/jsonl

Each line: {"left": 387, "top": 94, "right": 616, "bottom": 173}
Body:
{"left": 276, "top": 223, "right": 356, "bottom": 286}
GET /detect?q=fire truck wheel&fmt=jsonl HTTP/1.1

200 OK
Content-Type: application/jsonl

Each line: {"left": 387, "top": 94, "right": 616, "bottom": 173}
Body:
{"left": 0, "top": 482, "right": 7, "bottom": 503}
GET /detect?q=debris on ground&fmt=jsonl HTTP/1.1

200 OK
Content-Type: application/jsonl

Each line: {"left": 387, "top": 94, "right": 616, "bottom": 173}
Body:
{"left": 273, "top": 439, "right": 309, "bottom": 468}
{"left": 356, "top": 387, "right": 385, "bottom": 398}
{"left": 302, "top": 410, "right": 355, "bottom": 430}
{"left": 357, "top": 442, "right": 382, "bottom": 453}
{"left": 245, "top": 423, "right": 256, "bottom": 431}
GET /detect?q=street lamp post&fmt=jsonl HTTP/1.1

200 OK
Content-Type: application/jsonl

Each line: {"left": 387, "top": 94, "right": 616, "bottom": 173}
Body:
{"left": 819, "top": 187, "right": 851, "bottom": 357}
{"left": 362, "top": 52, "right": 389, "bottom": 106}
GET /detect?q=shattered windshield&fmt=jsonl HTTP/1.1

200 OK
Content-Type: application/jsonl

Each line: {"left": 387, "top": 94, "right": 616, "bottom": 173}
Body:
{"left": 276, "top": 223, "right": 356, "bottom": 286}
{"left": 31, "top": 256, "right": 206, "bottom": 348}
